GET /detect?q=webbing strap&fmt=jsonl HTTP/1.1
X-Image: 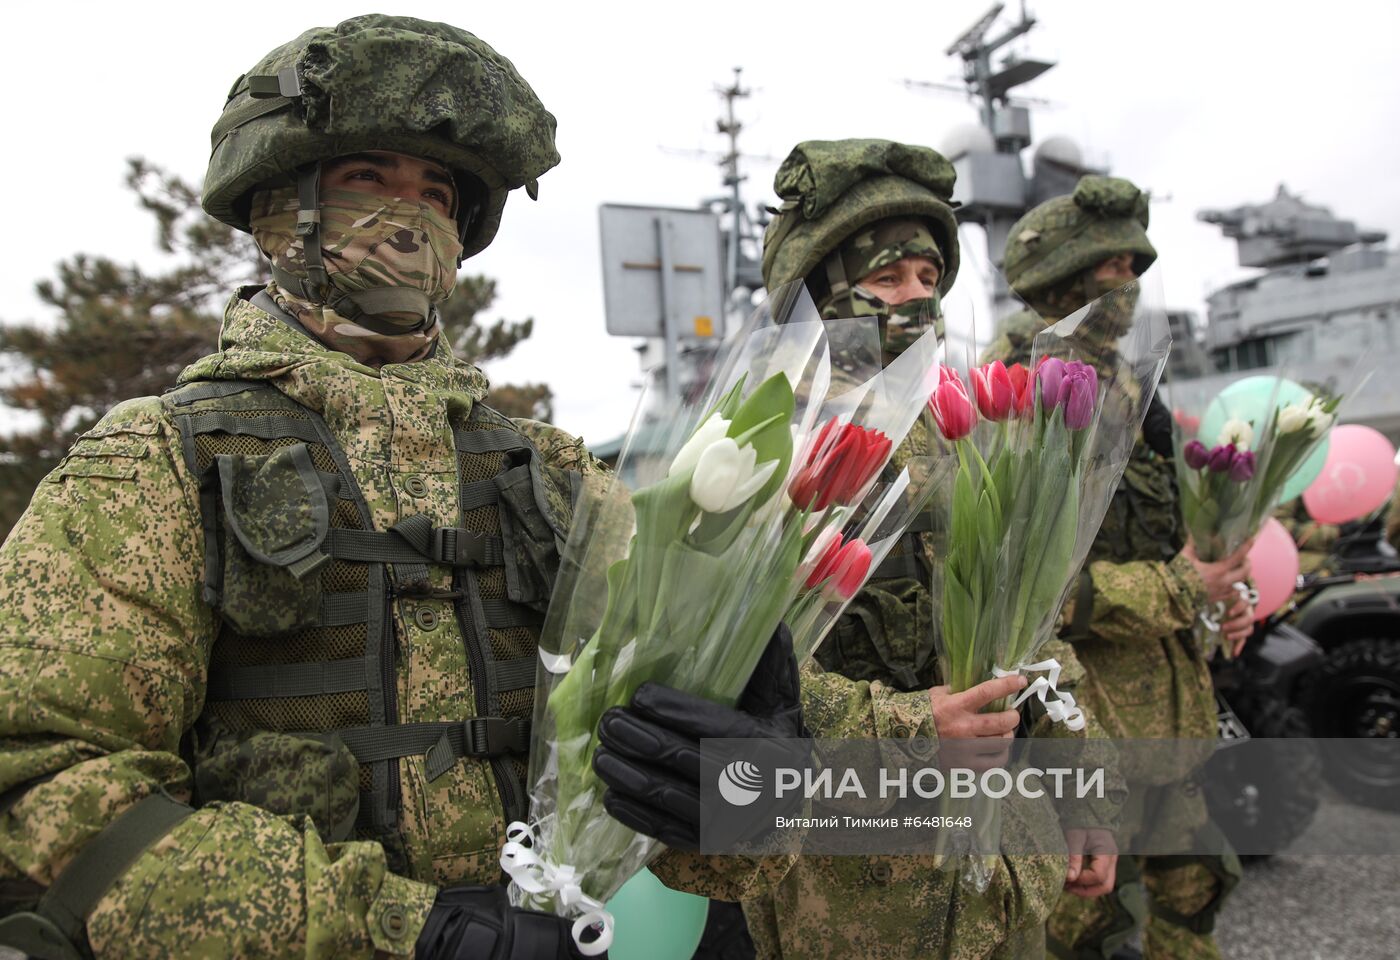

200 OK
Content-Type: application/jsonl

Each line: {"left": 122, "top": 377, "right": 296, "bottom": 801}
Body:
{"left": 165, "top": 379, "right": 269, "bottom": 407}
{"left": 337, "top": 717, "right": 530, "bottom": 765}
{"left": 460, "top": 477, "right": 500, "bottom": 511}
{"left": 39, "top": 793, "right": 192, "bottom": 950}
{"left": 206, "top": 657, "right": 367, "bottom": 701}
{"left": 210, "top": 94, "right": 293, "bottom": 149}
{"left": 491, "top": 657, "right": 538, "bottom": 692}
{"left": 480, "top": 598, "right": 542, "bottom": 630}
{"left": 320, "top": 590, "right": 371, "bottom": 626}
{"left": 452, "top": 428, "right": 529, "bottom": 455}
{"left": 185, "top": 411, "right": 322, "bottom": 444}
{"left": 328, "top": 518, "right": 504, "bottom": 568}
{"left": 326, "top": 288, "right": 435, "bottom": 333}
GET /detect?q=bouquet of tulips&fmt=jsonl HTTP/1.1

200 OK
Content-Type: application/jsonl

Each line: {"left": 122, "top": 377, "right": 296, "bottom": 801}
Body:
{"left": 921, "top": 279, "right": 1170, "bottom": 886}
{"left": 927, "top": 283, "right": 1169, "bottom": 722}
{"left": 1172, "top": 375, "right": 1344, "bottom": 651}
{"left": 503, "top": 286, "right": 949, "bottom": 952}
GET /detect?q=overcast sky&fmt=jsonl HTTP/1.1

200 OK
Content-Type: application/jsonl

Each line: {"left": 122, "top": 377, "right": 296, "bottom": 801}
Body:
{"left": 3, "top": 0, "right": 1398, "bottom": 446}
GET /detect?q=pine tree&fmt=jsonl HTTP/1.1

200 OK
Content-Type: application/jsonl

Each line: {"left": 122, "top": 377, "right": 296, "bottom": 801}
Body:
{"left": 0, "top": 159, "right": 552, "bottom": 538}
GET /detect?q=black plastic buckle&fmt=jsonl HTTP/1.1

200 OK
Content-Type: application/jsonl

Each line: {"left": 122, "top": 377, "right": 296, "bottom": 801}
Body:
{"left": 431, "top": 527, "right": 487, "bottom": 566}
{"left": 463, "top": 717, "right": 529, "bottom": 756}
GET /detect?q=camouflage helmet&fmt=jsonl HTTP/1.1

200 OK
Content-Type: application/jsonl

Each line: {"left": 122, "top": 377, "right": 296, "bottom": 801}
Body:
{"left": 1002, "top": 175, "right": 1156, "bottom": 299}
{"left": 202, "top": 15, "right": 560, "bottom": 260}
{"left": 761, "top": 139, "right": 960, "bottom": 297}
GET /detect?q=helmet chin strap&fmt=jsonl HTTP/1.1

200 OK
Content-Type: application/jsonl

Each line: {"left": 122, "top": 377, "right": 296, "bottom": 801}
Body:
{"left": 268, "top": 163, "right": 437, "bottom": 336}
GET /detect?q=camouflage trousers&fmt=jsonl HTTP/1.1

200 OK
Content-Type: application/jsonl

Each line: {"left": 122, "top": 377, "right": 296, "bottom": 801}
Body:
{"left": 1045, "top": 782, "right": 1240, "bottom": 960}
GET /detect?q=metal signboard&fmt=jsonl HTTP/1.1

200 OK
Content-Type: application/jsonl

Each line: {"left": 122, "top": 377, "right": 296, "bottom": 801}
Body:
{"left": 599, "top": 204, "right": 725, "bottom": 341}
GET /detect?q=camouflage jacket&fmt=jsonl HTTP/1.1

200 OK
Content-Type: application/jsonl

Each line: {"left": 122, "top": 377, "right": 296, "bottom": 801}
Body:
{"left": 982, "top": 311, "right": 1214, "bottom": 747}
{"left": 0, "top": 289, "right": 743, "bottom": 957}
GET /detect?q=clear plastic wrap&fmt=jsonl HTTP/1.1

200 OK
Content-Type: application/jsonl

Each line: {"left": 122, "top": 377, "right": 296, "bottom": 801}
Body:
{"left": 505, "top": 284, "right": 946, "bottom": 950}
{"left": 1168, "top": 358, "right": 1357, "bottom": 652}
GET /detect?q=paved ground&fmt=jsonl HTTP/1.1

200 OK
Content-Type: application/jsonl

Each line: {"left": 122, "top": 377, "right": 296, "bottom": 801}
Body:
{"left": 1217, "top": 790, "right": 1400, "bottom": 960}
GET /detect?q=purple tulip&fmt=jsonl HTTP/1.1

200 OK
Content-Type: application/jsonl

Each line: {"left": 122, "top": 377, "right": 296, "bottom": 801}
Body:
{"left": 1229, "top": 450, "right": 1257, "bottom": 483}
{"left": 1183, "top": 440, "right": 1210, "bottom": 470}
{"left": 1207, "top": 444, "right": 1237, "bottom": 473}
{"left": 1063, "top": 373, "right": 1096, "bottom": 430}
{"left": 1036, "top": 358, "right": 1066, "bottom": 411}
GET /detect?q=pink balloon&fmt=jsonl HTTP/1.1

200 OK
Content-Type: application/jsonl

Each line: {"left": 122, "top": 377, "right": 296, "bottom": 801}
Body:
{"left": 1250, "top": 518, "right": 1301, "bottom": 621}
{"left": 1301, "top": 424, "right": 1399, "bottom": 525}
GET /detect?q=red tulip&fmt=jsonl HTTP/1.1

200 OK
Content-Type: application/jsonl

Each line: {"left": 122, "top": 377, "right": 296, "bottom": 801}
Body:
{"left": 789, "top": 418, "right": 893, "bottom": 511}
{"left": 971, "top": 361, "right": 1015, "bottom": 421}
{"left": 929, "top": 365, "right": 977, "bottom": 440}
{"left": 804, "top": 532, "right": 874, "bottom": 600}
{"left": 1006, "top": 363, "right": 1033, "bottom": 415}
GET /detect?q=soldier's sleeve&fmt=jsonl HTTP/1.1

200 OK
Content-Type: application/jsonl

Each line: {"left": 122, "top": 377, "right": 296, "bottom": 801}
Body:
{"left": 512, "top": 418, "right": 608, "bottom": 477}
{"left": 0, "top": 398, "right": 433, "bottom": 959}
{"left": 1063, "top": 553, "right": 1206, "bottom": 644}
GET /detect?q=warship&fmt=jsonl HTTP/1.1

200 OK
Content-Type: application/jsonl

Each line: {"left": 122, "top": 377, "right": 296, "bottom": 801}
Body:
{"left": 597, "top": 2, "right": 1399, "bottom": 445}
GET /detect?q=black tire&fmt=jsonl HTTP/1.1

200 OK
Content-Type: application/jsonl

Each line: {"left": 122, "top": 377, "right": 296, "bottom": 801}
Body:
{"left": 1301, "top": 637, "right": 1400, "bottom": 810}
{"left": 1205, "top": 690, "right": 1321, "bottom": 858}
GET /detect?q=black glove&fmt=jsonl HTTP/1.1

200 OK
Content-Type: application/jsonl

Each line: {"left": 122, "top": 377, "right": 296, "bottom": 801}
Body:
{"left": 415, "top": 885, "right": 606, "bottom": 960}
{"left": 592, "top": 624, "right": 809, "bottom": 850}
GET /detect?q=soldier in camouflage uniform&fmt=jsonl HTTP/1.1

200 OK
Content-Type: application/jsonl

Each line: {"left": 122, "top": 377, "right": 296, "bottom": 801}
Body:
{"left": 983, "top": 176, "right": 1255, "bottom": 960}
{"left": 0, "top": 16, "right": 804, "bottom": 960}
{"left": 700, "top": 139, "right": 1123, "bottom": 960}
{"left": 1275, "top": 499, "right": 1340, "bottom": 575}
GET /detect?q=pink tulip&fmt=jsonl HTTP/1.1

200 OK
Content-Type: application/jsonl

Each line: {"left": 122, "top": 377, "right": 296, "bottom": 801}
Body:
{"left": 971, "top": 361, "right": 1015, "bottom": 421}
{"left": 930, "top": 366, "right": 977, "bottom": 440}
{"left": 804, "top": 533, "right": 874, "bottom": 600}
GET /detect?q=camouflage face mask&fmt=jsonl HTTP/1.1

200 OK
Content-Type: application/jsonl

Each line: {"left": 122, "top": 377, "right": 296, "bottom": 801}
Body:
{"left": 816, "top": 217, "right": 944, "bottom": 356}
{"left": 251, "top": 186, "right": 464, "bottom": 365}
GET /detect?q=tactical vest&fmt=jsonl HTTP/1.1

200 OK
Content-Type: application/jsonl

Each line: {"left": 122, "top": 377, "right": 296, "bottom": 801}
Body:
{"left": 161, "top": 375, "right": 571, "bottom": 870}
{"left": 818, "top": 470, "right": 940, "bottom": 692}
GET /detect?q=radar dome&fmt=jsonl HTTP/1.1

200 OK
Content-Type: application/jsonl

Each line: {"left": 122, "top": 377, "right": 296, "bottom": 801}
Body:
{"left": 1034, "top": 136, "right": 1085, "bottom": 171}
{"left": 942, "top": 124, "right": 995, "bottom": 160}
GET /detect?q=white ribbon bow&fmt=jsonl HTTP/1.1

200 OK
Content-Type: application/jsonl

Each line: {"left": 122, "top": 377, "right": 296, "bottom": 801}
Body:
{"left": 992, "top": 658, "right": 1086, "bottom": 731}
{"left": 500, "top": 821, "right": 614, "bottom": 956}
{"left": 1201, "top": 581, "right": 1260, "bottom": 633}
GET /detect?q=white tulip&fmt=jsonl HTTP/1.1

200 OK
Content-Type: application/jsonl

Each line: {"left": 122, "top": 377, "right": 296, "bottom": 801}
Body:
{"left": 1218, "top": 418, "right": 1254, "bottom": 451}
{"left": 669, "top": 413, "right": 731, "bottom": 477}
{"left": 1276, "top": 403, "right": 1311, "bottom": 435}
{"left": 1304, "top": 399, "right": 1334, "bottom": 437}
{"left": 689, "top": 437, "right": 781, "bottom": 513}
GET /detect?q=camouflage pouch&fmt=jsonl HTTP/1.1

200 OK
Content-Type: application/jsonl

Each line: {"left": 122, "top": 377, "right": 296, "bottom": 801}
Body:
{"left": 215, "top": 443, "right": 333, "bottom": 636}
{"left": 819, "top": 577, "right": 936, "bottom": 690}
{"left": 494, "top": 448, "right": 571, "bottom": 612}
{"left": 190, "top": 717, "right": 359, "bottom": 842}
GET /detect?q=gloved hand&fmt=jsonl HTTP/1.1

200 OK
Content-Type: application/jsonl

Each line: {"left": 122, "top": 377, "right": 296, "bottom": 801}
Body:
{"left": 593, "top": 624, "right": 809, "bottom": 850}
{"left": 415, "top": 885, "right": 606, "bottom": 959}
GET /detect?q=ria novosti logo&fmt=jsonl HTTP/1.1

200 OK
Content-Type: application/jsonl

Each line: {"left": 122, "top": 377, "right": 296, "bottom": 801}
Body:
{"left": 717, "top": 760, "right": 764, "bottom": 806}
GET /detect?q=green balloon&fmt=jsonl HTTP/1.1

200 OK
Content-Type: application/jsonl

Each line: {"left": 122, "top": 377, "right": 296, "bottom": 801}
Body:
{"left": 604, "top": 868, "right": 709, "bottom": 960}
{"left": 1197, "top": 375, "right": 1330, "bottom": 503}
